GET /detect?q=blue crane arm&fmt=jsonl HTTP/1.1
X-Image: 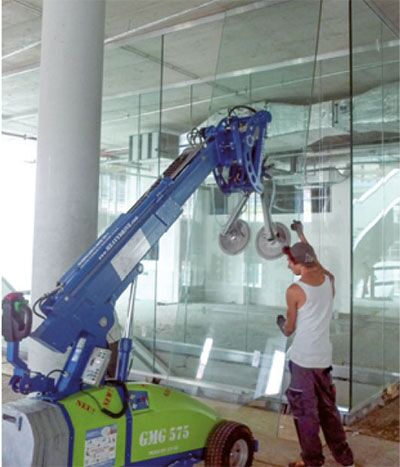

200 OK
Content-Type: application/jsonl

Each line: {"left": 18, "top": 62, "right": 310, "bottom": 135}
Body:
{"left": 32, "top": 144, "right": 217, "bottom": 353}
{"left": 5, "top": 110, "right": 271, "bottom": 399}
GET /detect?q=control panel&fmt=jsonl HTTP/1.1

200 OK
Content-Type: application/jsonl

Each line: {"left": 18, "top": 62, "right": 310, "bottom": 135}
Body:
{"left": 81, "top": 347, "right": 112, "bottom": 386}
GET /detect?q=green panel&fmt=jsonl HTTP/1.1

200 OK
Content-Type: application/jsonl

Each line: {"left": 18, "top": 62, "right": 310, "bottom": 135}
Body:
{"left": 59, "top": 385, "right": 127, "bottom": 467}
{"left": 130, "top": 384, "right": 220, "bottom": 463}
{"left": 59, "top": 383, "right": 220, "bottom": 466}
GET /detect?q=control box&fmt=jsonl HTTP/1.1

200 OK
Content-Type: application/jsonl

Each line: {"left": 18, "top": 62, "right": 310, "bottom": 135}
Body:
{"left": 82, "top": 347, "right": 112, "bottom": 386}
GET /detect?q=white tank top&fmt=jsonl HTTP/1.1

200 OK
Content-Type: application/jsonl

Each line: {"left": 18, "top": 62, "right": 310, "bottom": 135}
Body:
{"left": 288, "top": 275, "right": 333, "bottom": 368}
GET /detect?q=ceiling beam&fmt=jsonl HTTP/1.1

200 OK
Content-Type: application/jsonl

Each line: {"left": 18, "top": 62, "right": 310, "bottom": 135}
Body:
{"left": 3, "top": 0, "right": 287, "bottom": 77}
{"left": 3, "top": 40, "right": 399, "bottom": 123}
{"left": 12, "top": 0, "right": 42, "bottom": 15}
{"left": 2, "top": 129, "right": 37, "bottom": 141}
{"left": 2, "top": 40, "right": 41, "bottom": 60}
{"left": 103, "top": 0, "right": 287, "bottom": 47}
{"left": 120, "top": 45, "right": 238, "bottom": 95}
{"left": 102, "top": 39, "right": 399, "bottom": 101}
{"left": 364, "top": 0, "right": 399, "bottom": 37}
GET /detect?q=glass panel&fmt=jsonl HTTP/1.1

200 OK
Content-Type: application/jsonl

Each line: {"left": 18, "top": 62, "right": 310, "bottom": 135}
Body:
{"left": 299, "top": 3, "right": 352, "bottom": 411}
{"left": 351, "top": 0, "right": 400, "bottom": 408}
{"left": 208, "top": 0, "right": 353, "bottom": 417}
{"left": 96, "top": 0, "right": 397, "bottom": 437}
{"left": 150, "top": 0, "right": 345, "bottom": 442}
{"left": 99, "top": 36, "right": 164, "bottom": 367}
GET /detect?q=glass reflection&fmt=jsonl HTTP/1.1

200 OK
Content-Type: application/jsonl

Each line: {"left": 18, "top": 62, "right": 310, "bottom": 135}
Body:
{"left": 95, "top": 0, "right": 399, "bottom": 440}
{"left": 351, "top": 0, "right": 400, "bottom": 408}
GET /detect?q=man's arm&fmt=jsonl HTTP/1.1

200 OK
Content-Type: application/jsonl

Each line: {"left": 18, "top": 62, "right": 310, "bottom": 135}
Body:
{"left": 291, "top": 219, "right": 335, "bottom": 295}
{"left": 284, "top": 284, "right": 300, "bottom": 336}
{"left": 291, "top": 220, "right": 308, "bottom": 244}
{"left": 277, "top": 284, "right": 302, "bottom": 336}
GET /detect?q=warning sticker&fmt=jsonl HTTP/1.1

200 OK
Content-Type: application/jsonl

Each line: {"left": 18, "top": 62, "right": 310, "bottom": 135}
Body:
{"left": 84, "top": 425, "right": 117, "bottom": 467}
{"left": 111, "top": 228, "right": 150, "bottom": 280}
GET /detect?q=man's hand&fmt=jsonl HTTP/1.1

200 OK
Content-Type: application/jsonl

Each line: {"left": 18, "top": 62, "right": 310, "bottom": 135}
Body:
{"left": 290, "top": 220, "right": 303, "bottom": 235}
{"left": 291, "top": 219, "right": 308, "bottom": 244}
{"left": 276, "top": 314, "right": 286, "bottom": 334}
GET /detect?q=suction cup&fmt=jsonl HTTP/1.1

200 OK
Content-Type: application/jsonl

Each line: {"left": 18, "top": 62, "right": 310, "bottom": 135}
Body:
{"left": 219, "top": 219, "right": 251, "bottom": 255}
{"left": 255, "top": 222, "right": 291, "bottom": 260}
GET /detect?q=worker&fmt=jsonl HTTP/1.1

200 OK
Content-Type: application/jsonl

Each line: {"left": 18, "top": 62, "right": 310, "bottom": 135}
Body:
{"left": 277, "top": 221, "right": 355, "bottom": 467}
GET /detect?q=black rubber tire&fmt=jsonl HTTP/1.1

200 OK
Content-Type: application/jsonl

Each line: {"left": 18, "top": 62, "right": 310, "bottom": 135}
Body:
{"left": 204, "top": 420, "right": 255, "bottom": 467}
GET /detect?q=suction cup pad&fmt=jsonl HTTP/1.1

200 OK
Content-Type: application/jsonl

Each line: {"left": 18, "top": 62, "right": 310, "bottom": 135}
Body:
{"left": 219, "top": 219, "right": 251, "bottom": 255}
{"left": 256, "top": 222, "right": 291, "bottom": 260}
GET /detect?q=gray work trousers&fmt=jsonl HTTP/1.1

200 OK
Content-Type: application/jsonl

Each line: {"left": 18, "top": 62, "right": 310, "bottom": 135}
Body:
{"left": 286, "top": 360, "right": 354, "bottom": 467}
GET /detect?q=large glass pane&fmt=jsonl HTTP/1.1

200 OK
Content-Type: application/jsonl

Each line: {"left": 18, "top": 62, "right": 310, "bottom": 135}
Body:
{"left": 96, "top": 0, "right": 400, "bottom": 439}
{"left": 351, "top": 0, "right": 400, "bottom": 408}
{"left": 145, "top": 0, "right": 350, "bottom": 444}
{"left": 208, "top": 0, "right": 353, "bottom": 416}
{"left": 298, "top": 1, "right": 352, "bottom": 411}
{"left": 99, "top": 36, "right": 164, "bottom": 368}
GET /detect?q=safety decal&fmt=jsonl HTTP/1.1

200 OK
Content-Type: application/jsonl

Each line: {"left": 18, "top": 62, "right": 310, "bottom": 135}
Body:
{"left": 111, "top": 228, "right": 150, "bottom": 280}
{"left": 76, "top": 399, "right": 96, "bottom": 414}
{"left": 129, "top": 391, "right": 149, "bottom": 411}
{"left": 84, "top": 424, "right": 117, "bottom": 467}
{"left": 102, "top": 388, "right": 113, "bottom": 408}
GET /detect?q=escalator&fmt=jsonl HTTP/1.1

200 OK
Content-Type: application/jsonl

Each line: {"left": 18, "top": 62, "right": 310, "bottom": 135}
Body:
{"left": 353, "top": 168, "right": 400, "bottom": 246}
{"left": 353, "top": 168, "right": 400, "bottom": 301}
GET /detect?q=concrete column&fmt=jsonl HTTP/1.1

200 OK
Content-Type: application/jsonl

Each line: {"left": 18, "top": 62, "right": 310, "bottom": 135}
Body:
{"left": 29, "top": 0, "right": 106, "bottom": 374}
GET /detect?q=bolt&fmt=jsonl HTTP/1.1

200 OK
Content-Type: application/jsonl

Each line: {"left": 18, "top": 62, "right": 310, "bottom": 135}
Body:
{"left": 99, "top": 317, "right": 108, "bottom": 327}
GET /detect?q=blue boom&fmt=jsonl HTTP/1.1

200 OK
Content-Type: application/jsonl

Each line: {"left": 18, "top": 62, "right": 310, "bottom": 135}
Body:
{"left": 3, "top": 110, "right": 271, "bottom": 400}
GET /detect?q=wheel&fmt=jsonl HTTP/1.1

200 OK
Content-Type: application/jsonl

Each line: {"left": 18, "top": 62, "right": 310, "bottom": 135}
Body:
{"left": 205, "top": 420, "right": 255, "bottom": 467}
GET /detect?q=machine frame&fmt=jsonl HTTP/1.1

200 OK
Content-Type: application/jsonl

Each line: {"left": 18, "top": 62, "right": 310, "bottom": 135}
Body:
{"left": 3, "top": 109, "right": 282, "bottom": 467}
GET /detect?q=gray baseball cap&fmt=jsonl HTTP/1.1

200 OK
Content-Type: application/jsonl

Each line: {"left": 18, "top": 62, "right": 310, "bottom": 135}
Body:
{"left": 283, "top": 242, "right": 316, "bottom": 264}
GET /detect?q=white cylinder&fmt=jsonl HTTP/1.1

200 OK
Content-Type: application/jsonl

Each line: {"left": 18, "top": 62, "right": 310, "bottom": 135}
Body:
{"left": 29, "top": 0, "right": 106, "bottom": 374}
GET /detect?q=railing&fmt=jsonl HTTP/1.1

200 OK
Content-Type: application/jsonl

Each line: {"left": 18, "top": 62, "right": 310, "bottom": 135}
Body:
{"left": 353, "top": 168, "right": 400, "bottom": 247}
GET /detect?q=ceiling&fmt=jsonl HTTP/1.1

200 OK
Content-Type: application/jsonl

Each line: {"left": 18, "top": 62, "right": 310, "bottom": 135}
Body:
{"left": 2, "top": 0, "right": 399, "bottom": 158}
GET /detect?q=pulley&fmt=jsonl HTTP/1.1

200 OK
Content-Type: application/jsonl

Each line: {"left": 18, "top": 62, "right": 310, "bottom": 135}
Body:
{"left": 255, "top": 222, "right": 291, "bottom": 260}
{"left": 219, "top": 219, "right": 251, "bottom": 255}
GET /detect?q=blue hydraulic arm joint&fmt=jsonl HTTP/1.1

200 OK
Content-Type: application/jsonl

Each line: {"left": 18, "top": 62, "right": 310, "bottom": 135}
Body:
{"left": 2, "top": 109, "right": 271, "bottom": 401}
{"left": 116, "top": 338, "right": 132, "bottom": 382}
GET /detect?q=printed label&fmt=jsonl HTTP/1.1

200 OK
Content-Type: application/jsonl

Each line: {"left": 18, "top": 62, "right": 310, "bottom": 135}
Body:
{"left": 84, "top": 425, "right": 117, "bottom": 467}
{"left": 129, "top": 391, "right": 149, "bottom": 411}
{"left": 139, "top": 425, "right": 190, "bottom": 447}
{"left": 111, "top": 229, "right": 150, "bottom": 280}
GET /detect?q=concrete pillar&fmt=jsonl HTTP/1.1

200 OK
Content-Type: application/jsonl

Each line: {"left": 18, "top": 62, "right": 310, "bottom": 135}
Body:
{"left": 29, "top": 0, "right": 106, "bottom": 374}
